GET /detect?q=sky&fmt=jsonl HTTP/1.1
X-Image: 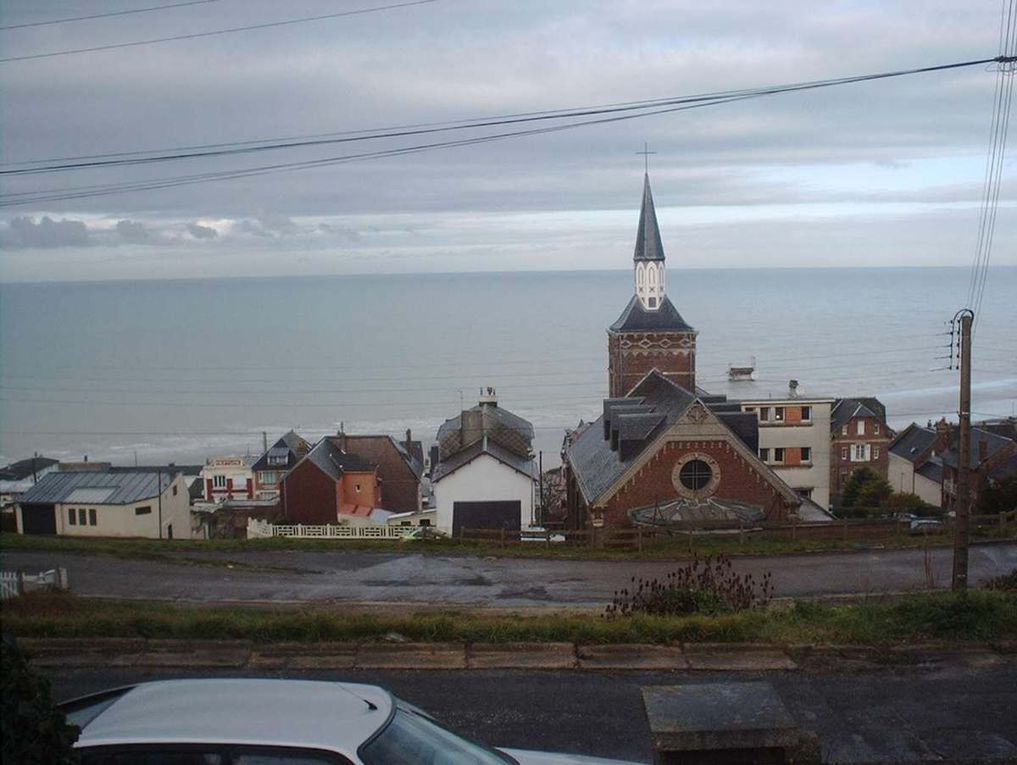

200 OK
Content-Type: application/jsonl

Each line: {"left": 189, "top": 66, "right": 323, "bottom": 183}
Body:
{"left": 1, "top": 0, "right": 1014, "bottom": 281}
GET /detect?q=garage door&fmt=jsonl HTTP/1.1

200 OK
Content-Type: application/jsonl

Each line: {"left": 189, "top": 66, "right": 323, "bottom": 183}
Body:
{"left": 20, "top": 504, "right": 57, "bottom": 535}
{"left": 452, "top": 500, "right": 521, "bottom": 537}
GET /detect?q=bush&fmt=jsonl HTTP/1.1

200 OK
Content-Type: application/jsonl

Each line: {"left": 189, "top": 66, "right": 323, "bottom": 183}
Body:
{"left": 841, "top": 467, "right": 893, "bottom": 509}
{"left": 884, "top": 492, "right": 940, "bottom": 517}
{"left": 984, "top": 568, "right": 1017, "bottom": 592}
{"left": 605, "top": 555, "right": 773, "bottom": 618}
{"left": 1, "top": 637, "right": 79, "bottom": 764}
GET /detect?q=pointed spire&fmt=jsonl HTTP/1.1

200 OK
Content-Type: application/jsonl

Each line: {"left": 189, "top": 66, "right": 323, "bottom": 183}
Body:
{"left": 633, "top": 173, "right": 665, "bottom": 262}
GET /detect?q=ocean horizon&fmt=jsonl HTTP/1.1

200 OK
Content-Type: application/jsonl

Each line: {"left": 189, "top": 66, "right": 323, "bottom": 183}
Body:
{"left": 1, "top": 266, "right": 1014, "bottom": 467}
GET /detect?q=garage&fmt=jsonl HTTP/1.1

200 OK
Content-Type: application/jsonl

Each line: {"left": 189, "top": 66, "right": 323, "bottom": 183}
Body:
{"left": 452, "top": 500, "right": 521, "bottom": 537}
{"left": 19, "top": 503, "right": 57, "bottom": 535}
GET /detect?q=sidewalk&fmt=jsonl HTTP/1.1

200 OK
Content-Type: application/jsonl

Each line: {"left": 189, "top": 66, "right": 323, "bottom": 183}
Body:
{"left": 20, "top": 636, "right": 1017, "bottom": 672}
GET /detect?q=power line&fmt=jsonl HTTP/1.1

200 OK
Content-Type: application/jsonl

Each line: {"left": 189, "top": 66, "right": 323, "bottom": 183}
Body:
{"left": 0, "top": 0, "right": 441, "bottom": 63}
{"left": 0, "top": 0, "right": 225, "bottom": 31}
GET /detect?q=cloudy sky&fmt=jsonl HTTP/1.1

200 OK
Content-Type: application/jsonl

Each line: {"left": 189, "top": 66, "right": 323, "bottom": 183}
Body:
{"left": 1, "top": 0, "right": 1014, "bottom": 281}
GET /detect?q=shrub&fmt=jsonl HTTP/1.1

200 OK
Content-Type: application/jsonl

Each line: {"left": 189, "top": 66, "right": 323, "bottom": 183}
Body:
{"left": 1, "top": 637, "right": 79, "bottom": 764}
{"left": 884, "top": 492, "right": 939, "bottom": 517}
{"left": 984, "top": 567, "right": 1017, "bottom": 592}
{"left": 605, "top": 554, "right": 773, "bottom": 618}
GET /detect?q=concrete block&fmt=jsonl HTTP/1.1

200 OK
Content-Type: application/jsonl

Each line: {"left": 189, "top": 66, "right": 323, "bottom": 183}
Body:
{"left": 19, "top": 637, "right": 145, "bottom": 655}
{"left": 684, "top": 643, "right": 797, "bottom": 671}
{"left": 578, "top": 644, "right": 687, "bottom": 670}
{"left": 468, "top": 642, "right": 575, "bottom": 669}
{"left": 249, "top": 642, "right": 358, "bottom": 669}
{"left": 356, "top": 642, "right": 466, "bottom": 670}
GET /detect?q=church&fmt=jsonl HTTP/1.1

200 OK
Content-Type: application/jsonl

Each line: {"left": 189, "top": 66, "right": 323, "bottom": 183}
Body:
{"left": 562, "top": 173, "right": 802, "bottom": 529}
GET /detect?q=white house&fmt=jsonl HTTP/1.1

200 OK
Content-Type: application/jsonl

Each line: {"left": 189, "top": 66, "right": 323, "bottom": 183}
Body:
{"left": 431, "top": 390, "right": 537, "bottom": 536}
{"left": 16, "top": 469, "right": 192, "bottom": 539}
{"left": 198, "top": 456, "right": 257, "bottom": 504}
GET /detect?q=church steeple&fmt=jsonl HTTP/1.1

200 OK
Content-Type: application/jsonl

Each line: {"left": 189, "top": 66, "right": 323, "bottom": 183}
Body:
{"left": 633, "top": 173, "right": 666, "bottom": 311}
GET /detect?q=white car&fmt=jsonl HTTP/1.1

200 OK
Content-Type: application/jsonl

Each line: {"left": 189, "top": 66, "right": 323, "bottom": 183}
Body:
{"left": 61, "top": 678, "right": 643, "bottom": 765}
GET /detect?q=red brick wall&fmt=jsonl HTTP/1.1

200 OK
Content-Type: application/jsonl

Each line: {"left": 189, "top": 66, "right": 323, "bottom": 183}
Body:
{"left": 608, "top": 331, "right": 696, "bottom": 397}
{"left": 280, "top": 460, "right": 338, "bottom": 524}
{"left": 340, "top": 471, "right": 380, "bottom": 509}
{"left": 599, "top": 440, "right": 796, "bottom": 527}
{"left": 830, "top": 416, "right": 892, "bottom": 499}
{"left": 341, "top": 436, "right": 420, "bottom": 512}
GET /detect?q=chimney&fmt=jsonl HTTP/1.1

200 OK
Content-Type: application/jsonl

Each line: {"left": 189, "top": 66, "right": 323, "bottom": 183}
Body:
{"left": 405, "top": 429, "right": 413, "bottom": 449}
{"left": 479, "top": 386, "right": 498, "bottom": 408}
{"left": 462, "top": 407, "right": 485, "bottom": 448}
{"left": 788, "top": 379, "right": 799, "bottom": 398}
{"left": 934, "top": 418, "right": 952, "bottom": 453}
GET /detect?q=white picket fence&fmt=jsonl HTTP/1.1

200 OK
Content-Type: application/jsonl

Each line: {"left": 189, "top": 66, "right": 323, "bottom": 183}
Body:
{"left": 0, "top": 568, "right": 69, "bottom": 600}
{"left": 247, "top": 518, "right": 413, "bottom": 540}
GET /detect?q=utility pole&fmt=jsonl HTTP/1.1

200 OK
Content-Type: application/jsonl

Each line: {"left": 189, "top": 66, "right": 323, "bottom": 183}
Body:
{"left": 157, "top": 467, "right": 164, "bottom": 540}
{"left": 951, "top": 309, "right": 974, "bottom": 592}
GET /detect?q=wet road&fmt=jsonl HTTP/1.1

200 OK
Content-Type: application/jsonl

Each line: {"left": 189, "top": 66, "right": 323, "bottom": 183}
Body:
{"left": 5, "top": 542, "right": 1016, "bottom": 607}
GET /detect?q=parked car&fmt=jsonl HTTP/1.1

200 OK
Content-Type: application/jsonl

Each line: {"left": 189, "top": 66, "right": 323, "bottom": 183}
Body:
{"left": 60, "top": 679, "right": 643, "bottom": 764}
{"left": 909, "top": 518, "right": 946, "bottom": 535}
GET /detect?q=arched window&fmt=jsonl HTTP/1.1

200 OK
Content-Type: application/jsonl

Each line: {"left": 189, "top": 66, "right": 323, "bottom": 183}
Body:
{"left": 648, "top": 266, "right": 656, "bottom": 288}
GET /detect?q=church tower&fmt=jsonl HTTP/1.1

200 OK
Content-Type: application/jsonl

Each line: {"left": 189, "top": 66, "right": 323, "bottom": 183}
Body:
{"left": 607, "top": 174, "right": 697, "bottom": 397}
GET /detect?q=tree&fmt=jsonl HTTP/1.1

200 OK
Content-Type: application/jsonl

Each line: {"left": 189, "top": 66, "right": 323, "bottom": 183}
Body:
{"left": 841, "top": 466, "right": 893, "bottom": 509}
{"left": 977, "top": 474, "right": 1017, "bottom": 515}
{"left": 884, "top": 492, "right": 939, "bottom": 517}
{"left": 1, "top": 637, "right": 79, "bottom": 764}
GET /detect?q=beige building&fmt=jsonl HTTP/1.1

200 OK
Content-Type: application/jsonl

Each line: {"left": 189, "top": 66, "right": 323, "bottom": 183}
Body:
{"left": 738, "top": 395, "right": 835, "bottom": 509}
{"left": 16, "top": 470, "right": 191, "bottom": 539}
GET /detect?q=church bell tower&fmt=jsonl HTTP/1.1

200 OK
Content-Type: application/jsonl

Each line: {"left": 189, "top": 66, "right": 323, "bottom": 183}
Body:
{"left": 607, "top": 173, "right": 697, "bottom": 397}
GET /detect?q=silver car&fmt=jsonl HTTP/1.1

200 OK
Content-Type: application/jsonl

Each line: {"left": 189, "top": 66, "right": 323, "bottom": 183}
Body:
{"left": 61, "top": 678, "right": 643, "bottom": 764}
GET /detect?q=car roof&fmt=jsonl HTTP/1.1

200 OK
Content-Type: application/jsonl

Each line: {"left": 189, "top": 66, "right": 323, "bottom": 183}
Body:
{"left": 73, "top": 679, "right": 393, "bottom": 754}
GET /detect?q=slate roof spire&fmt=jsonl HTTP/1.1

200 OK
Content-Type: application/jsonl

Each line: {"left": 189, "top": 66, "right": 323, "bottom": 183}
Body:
{"left": 633, "top": 173, "right": 665, "bottom": 263}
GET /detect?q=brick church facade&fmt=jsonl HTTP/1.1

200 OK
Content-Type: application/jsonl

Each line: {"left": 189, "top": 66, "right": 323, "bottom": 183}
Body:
{"left": 563, "top": 173, "right": 801, "bottom": 529}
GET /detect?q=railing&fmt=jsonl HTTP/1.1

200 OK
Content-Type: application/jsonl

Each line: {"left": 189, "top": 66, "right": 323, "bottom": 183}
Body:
{"left": 247, "top": 519, "right": 414, "bottom": 540}
{"left": 1, "top": 568, "right": 69, "bottom": 600}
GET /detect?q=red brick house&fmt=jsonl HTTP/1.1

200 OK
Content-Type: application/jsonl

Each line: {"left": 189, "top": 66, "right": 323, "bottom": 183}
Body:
{"left": 251, "top": 431, "right": 310, "bottom": 501}
{"left": 279, "top": 438, "right": 380, "bottom": 525}
{"left": 939, "top": 425, "right": 1017, "bottom": 514}
{"left": 829, "top": 398, "right": 893, "bottom": 503}
{"left": 563, "top": 371, "right": 801, "bottom": 529}
{"left": 337, "top": 431, "right": 424, "bottom": 513}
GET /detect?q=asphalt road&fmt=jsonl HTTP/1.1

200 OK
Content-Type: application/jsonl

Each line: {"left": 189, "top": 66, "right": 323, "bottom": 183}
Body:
{"left": 5, "top": 542, "right": 1017, "bottom": 607}
{"left": 47, "top": 663, "right": 1017, "bottom": 764}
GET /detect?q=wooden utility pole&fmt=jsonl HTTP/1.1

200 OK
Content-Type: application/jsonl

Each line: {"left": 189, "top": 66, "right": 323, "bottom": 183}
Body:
{"left": 951, "top": 310, "right": 974, "bottom": 592}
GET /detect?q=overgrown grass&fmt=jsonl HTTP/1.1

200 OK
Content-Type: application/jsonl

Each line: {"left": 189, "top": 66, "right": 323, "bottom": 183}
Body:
{"left": 2, "top": 528, "right": 989, "bottom": 563}
{"left": 3, "top": 590, "right": 1015, "bottom": 645}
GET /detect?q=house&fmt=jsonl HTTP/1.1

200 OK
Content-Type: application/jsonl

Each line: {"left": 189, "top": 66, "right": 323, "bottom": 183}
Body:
{"left": 16, "top": 469, "right": 191, "bottom": 539}
{"left": 607, "top": 173, "right": 698, "bottom": 398}
{"left": 337, "top": 431, "right": 424, "bottom": 513}
{"left": 278, "top": 437, "right": 381, "bottom": 525}
{"left": 431, "top": 389, "right": 538, "bottom": 536}
{"left": 888, "top": 423, "right": 946, "bottom": 507}
{"left": 199, "top": 456, "right": 257, "bottom": 504}
{"left": 829, "top": 397, "right": 893, "bottom": 503}
{"left": 940, "top": 425, "right": 1017, "bottom": 514}
{"left": 251, "top": 431, "right": 310, "bottom": 501}
{"left": 736, "top": 388, "right": 835, "bottom": 509}
{"left": 563, "top": 371, "right": 802, "bottom": 530}
{"left": 0, "top": 456, "right": 59, "bottom": 511}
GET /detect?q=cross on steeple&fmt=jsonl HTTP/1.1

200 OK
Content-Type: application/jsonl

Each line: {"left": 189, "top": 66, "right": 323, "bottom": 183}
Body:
{"left": 636, "top": 142, "right": 656, "bottom": 174}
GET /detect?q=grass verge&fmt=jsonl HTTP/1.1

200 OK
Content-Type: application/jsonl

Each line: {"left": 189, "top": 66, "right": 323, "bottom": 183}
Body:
{"left": 3, "top": 590, "right": 1015, "bottom": 645}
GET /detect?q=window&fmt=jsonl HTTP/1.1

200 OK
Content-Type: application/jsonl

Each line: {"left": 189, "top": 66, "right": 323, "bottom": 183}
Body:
{"left": 79, "top": 748, "right": 223, "bottom": 764}
{"left": 841, "top": 424, "right": 848, "bottom": 435}
{"left": 172, "top": 485, "right": 178, "bottom": 496}
{"left": 874, "top": 446, "right": 881, "bottom": 459}
{"left": 801, "top": 406, "right": 812, "bottom": 421}
{"left": 773, "top": 447, "right": 785, "bottom": 463}
{"left": 759, "top": 407, "right": 770, "bottom": 422}
{"left": 78, "top": 508, "right": 87, "bottom": 525}
{"left": 89, "top": 508, "right": 96, "bottom": 526}
{"left": 794, "top": 487, "right": 813, "bottom": 499}
{"left": 852, "top": 444, "right": 870, "bottom": 462}
{"left": 874, "top": 423, "right": 881, "bottom": 435}
{"left": 213, "top": 475, "right": 227, "bottom": 489}
{"left": 355, "top": 483, "right": 362, "bottom": 493}
{"left": 774, "top": 407, "right": 785, "bottom": 422}
{"left": 841, "top": 446, "right": 848, "bottom": 460}
{"left": 361, "top": 706, "right": 510, "bottom": 765}
{"left": 136, "top": 506, "right": 152, "bottom": 516}
{"left": 69, "top": 508, "right": 77, "bottom": 525}
{"left": 647, "top": 297, "right": 657, "bottom": 308}
{"left": 678, "top": 459, "right": 713, "bottom": 491}
{"left": 801, "top": 447, "right": 811, "bottom": 462}
{"left": 759, "top": 448, "right": 770, "bottom": 462}
{"left": 260, "top": 471, "right": 277, "bottom": 486}
{"left": 857, "top": 420, "right": 865, "bottom": 435}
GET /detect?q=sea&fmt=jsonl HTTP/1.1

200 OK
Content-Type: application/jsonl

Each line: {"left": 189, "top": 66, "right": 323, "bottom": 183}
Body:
{"left": 1, "top": 267, "right": 1015, "bottom": 468}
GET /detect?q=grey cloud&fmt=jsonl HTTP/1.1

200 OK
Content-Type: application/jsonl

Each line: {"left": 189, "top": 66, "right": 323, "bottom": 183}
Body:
{"left": 115, "top": 219, "right": 149, "bottom": 242}
{"left": 0, "top": 216, "right": 92, "bottom": 249}
{"left": 187, "top": 223, "right": 218, "bottom": 239}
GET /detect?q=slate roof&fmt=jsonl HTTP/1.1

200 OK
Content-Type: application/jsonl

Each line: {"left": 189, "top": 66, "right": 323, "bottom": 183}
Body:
{"left": 565, "top": 372, "right": 696, "bottom": 505}
{"left": 889, "top": 424, "right": 938, "bottom": 463}
{"left": 437, "top": 404, "right": 534, "bottom": 444}
{"left": 917, "top": 457, "right": 944, "bottom": 483}
{"left": 941, "top": 428, "right": 1013, "bottom": 470}
{"left": 19, "top": 470, "right": 173, "bottom": 506}
{"left": 302, "top": 439, "right": 375, "bottom": 481}
{"left": 0, "top": 457, "right": 58, "bottom": 482}
{"left": 634, "top": 173, "right": 666, "bottom": 262}
{"left": 431, "top": 437, "right": 536, "bottom": 483}
{"left": 609, "top": 294, "right": 694, "bottom": 333}
{"left": 831, "top": 398, "right": 887, "bottom": 433}
{"left": 251, "top": 431, "right": 308, "bottom": 472}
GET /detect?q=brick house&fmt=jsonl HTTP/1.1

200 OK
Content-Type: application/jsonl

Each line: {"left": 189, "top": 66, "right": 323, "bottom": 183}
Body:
{"left": 251, "top": 431, "right": 309, "bottom": 501}
{"left": 278, "top": 438, "right": 381, "bottom": 525}
{"left": 939, "top": 425, "right": 1017, "bottom": 514}
{"left": 829, "top": 398, "right": 893, "bottom": 504}
{"left": 607, "top": 173, "right": 697, "bottom": 398}
{"left": 337, "top": 431, "right": 424, "bottom": 513}
{"left": 563, "top": 371, "right": 801, "bottom": 529}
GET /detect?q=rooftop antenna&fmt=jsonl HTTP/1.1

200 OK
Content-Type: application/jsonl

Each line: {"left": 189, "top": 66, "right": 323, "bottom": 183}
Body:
{"left": 636, "top": 142, "right": 656, "bottom": 174}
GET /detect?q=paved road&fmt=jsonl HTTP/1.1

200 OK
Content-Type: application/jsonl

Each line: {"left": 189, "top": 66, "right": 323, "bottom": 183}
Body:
{"left": 47, "top": 663, "right": 1017, "bottom": 763}
{"left": 5, "top": 543, "right": 1016, "bottom": 607}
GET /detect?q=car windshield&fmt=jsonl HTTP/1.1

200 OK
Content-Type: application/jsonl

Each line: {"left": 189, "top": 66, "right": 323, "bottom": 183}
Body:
{"left": 359, "top": 707, "right": 515, "bottom": 765}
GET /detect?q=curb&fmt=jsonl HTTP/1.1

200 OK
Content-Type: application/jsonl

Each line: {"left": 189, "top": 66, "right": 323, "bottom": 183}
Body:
{"left": 19, "top": 637, "right": 1017, "bottom": 673}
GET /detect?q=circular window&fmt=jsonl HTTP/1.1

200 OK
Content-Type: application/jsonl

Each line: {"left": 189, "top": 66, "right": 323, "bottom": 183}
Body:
{"left": 678, "top": 459, "right": 712, "bottom": 491}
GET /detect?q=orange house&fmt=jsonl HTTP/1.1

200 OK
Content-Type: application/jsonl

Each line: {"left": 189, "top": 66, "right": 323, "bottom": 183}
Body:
{"left": 279, "top": 438, "right": 380, "bottom": 525}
